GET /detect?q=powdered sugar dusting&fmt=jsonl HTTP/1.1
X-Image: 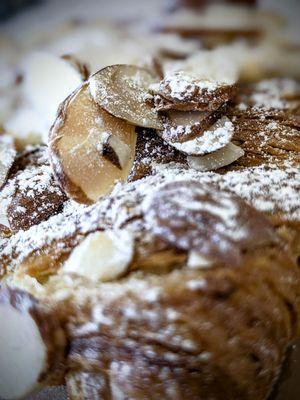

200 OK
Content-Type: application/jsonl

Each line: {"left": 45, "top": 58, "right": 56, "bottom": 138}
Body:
{"left": 154, "top": 162, "right": 300, "bottom": 221}
{"left": 2, "top": 159, "right": 298, "bottom": 278}
{"left": 0, "top": 135, "right": 16, "bottom": 188}
{"left": 151, "top": 70, "right": 219, "bottom": 101}
{"left": 251, "top": 79, "right": 300, "bottom": 110}
{"left": 170, "top": 117, "right": 234, "bottom": 155}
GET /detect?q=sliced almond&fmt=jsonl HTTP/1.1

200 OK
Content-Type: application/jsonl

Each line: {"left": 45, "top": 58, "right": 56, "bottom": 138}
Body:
{"left": 23, "top": 52, "right": 85, "bottom": 126}
{"left": 0, "top": 287, "right": 66, "bottom": 400}
{"left": 163, "top": 116, "right": 234, "bottom": 156}
{"left": 187, "top": 142, "right": 244, "bottom": 171}
{"left": 151, "top": 71, "right": 236, "bottom": 112}
{"left": 0, "top": 135, "right": 16, "bottom": 188}
{"left": 143, "top": 180, "right": 277, "bottom": 266}
{"left": 161, "top": 102, "right": 228, "bottom": 143}
{"left": 102, "top": 132, "right": 132, "bottom": 170}
{"left": 49, "top": 83, "right": 137, "bottom": 203}
{"left": 62, "top": 230, "right": 134, "bottom": 282}
{"left": 89, "top": 64, "right": 162, "bottom": 129}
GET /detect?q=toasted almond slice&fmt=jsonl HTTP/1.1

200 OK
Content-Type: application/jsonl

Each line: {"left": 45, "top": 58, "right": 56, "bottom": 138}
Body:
{"left": 49, "top": 83, "right": 137, "bottom": 203}
{"left": 151, "top": 71, "right": 236, "bottom": 112}
{"left": 102, "top": 133, "right": 132, "bottom": 170}
{"left": 0, "top": 135, "right": 16, "bottom": 188}
{"left": 23, "top": 52, "right": 85, "bottom": 126}
{"left": 0, "top": 287, "right": 66, "bottom": 400}
{"left": 89, "top": 64, "right": 162, "bottom": 129}
{"left": 161, "top": 116, "right": 234, "bottom": 156}
{"left": 143, "top": 180, "right": 276, "bottom": 266}
{"left": 63, "top": 230, "right": 134, "bottom": 282}
{"left": 161, "top": 102, "right": 228, "bottom": 143}
{"left": 187, "top": 142, "right": 244, "bottom": 171}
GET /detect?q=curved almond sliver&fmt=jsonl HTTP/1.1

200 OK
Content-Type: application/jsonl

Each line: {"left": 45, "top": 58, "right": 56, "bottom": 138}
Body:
{"left": 89, "top": 64, "right": 162, "bottom": 130}
{"left": 187, "top": 142, "right": 244, "bottom": 171}
{"left": 49, "top": 83, "right": 136, "bottom": 204}
{"left": 160, "top": 116, "right": 234, "bottom": 156}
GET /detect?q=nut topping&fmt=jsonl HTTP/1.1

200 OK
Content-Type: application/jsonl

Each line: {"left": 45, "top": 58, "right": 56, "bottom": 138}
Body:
{"left": 0, "top": 286, "right": 66, "bottom": 399}
{"left": 161, "top": 102, "right": 229, "bottom": 144}
{"left": 63, "top": 229, "right": 134, "bottom": 282}
{"left": 151, "top": 70, "right": 236, "bottom": 112}
{"left": 49, "top": 83, "right": 137, "bottom": 203}
{"left": 143, "top": 180, "right": 277, "bottom": 265}
{"left": 187, "top": 142, "right": 244, "bottom": 172}
{"left": 89, "top": 64, "right": 162, "bottom": 129}
{"left": 162, "top": 116, "right": 234, "bottom": 156}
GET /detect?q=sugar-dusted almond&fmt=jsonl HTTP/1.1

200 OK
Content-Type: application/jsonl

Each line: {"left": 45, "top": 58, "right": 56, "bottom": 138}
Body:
{"left": 49, "top": 83, "right": 137, "bottom": 204}
{"left": 151, "top": 70, "right": 236, "bottom": 112}
{"left": 89, "top": 64, "right": 162, "bottom": 129}
{"left": 0, "top": 286, "right": 66, "bottom": 399}
{"left": 187, "top": 142, "right": 244, "bottom": 172}
{"left": 162, "top": 116, "right": 234, "bottom": 156}
{"left": 143, "top": 180, "right": 277, "bottom": 266}
{"left": 62, "top": 229, "right": 134, "bottom": 282}
{"left": 161, "top": 102, "right": 228, "bottom": 143}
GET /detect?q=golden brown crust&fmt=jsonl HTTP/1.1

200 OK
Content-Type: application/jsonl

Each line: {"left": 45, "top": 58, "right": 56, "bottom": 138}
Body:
{"left": 0, "top": 75, "right": 299, "bottom": 400}
{"left": 226, "top": 80, "right": 300, "bottom": 167}
{"left": 129, "top": 128, "right": 186, "bottom": 181}
{"left": 61, "top": 246, "right": 299, "bottom": 400}
{"left": 0, "top": 145, "right": 67, "bottom": 235}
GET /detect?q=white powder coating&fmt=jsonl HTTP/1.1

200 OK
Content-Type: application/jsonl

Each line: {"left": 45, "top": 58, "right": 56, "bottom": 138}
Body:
{"left": 251, "top": 78, "right": 300, "bottom": 110}
{"left": 1, "top": 160, "right": 299, "bottom": 278}
{"left": 170, "top": 117, "right": 234, "bottom": 155}
{"left": 0, "top": 150, "right": 64, "bottom": 231}
{"left": 141, "top": 178, "right": 256, "bottom": 264}
{"left": 89, "top": 65, "right": 161, "bottom": 130}
{"left": 0, "top": 197, "right": 110, "bottom": 276}
{"left": 0, "top": 135, "right": 16, "bottom": 188}
{"left": 215, "top": 164, "right": 300, "bottom": 219}
{"left": 152, "top": 70, "right": 219, "bottom": 101}
{"left": 151, "top": 163, "right": 300, "bottom": 220}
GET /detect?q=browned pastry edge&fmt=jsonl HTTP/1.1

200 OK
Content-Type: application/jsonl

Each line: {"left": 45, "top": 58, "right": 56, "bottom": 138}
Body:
{"left": 59, "top": 246, "right": 299, "bottom": 400}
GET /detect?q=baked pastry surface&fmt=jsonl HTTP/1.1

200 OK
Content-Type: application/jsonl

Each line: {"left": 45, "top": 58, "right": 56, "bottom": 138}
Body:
{"left": 0, "top": 3, "right": 299, "bottom": 399}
